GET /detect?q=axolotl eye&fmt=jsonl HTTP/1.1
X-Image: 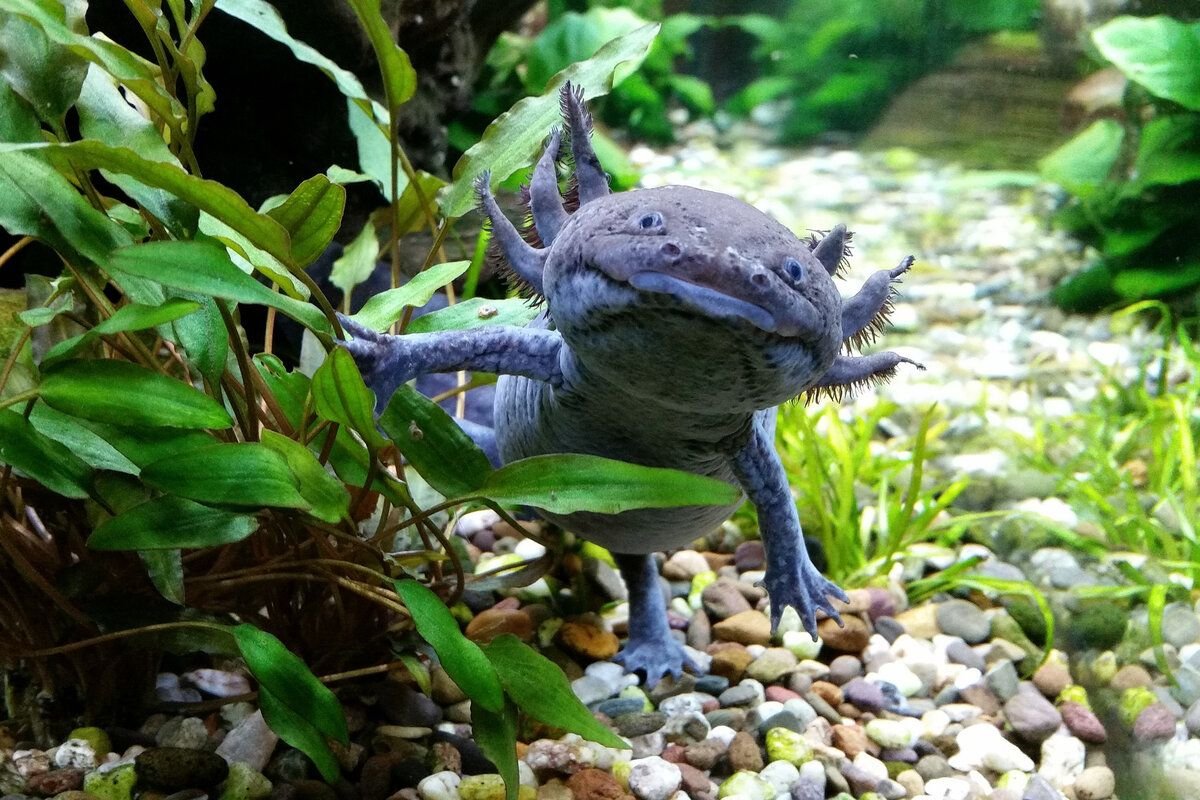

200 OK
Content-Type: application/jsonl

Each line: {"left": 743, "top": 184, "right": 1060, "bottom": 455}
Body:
{"left": 784, "top": 257, "right": 804, "bottom": 282}
{"left": 638, "top": 212, "right": 664, "bottom": 231}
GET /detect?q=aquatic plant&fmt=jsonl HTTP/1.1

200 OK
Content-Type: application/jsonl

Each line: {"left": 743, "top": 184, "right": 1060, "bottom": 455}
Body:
{"left": 1042, "top": 15, "right": 1200, "bottom": 315}
{"left": 0, "top": 2, "right": 720, "bottom": 783}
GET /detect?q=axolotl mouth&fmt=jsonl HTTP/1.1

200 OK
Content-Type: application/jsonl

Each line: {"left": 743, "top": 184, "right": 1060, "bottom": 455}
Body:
{"left": 628, "top": 270, "right": 780, "bottom": 333}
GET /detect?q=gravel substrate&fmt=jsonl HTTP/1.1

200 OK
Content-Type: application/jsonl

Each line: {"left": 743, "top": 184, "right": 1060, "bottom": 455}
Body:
{"left": 4, "top": 130, "right": 1197, "bottom": 800}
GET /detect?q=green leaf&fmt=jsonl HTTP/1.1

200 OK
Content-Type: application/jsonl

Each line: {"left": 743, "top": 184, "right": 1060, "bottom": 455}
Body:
{"left": 171, "top": 293, "right": 229, "bottom": 387}
{"left": 43, "top": 298, "right": 201, "bottom": 365}
{"left": 267, "top": 175, "right": 346, "bottom": 267}
{"left": 0, "top": 408, "right": 93, "bottom": 498}
{"left": 406, "top": 298, "right": 540, "bottom": 334}
{"left": 350, "top": 261, "right": 471, "bottom": 331}
{"left": 77, "top": 420, "right": 217, "bottom": 469}
{"left": 471, "top": 702, "right": 520, "bottom": 800}
{"left": 28, "top": 403, "right": 139, "bottom": 474}
{"left": 0, "top": 0, "right": 186, "bottom": 131}
{"left": 0, "top": 140, "right": 294, "bottom": 263}
{"left": 1039, "top": 120, "right": 1124, "bottom": 199}
{"left": 394, "top": 580, "right": 505, "bottom": 712}
{"left": 75, "top": 66, "right": 197, "bottom": 238}
{"left": 1112, "top": 261, "right": 1200, "bottom": 299}
{"left": 0, "top": 76, "right": 41, "bottom": 142}
{"left": 330, "top": 219, "right": 381, "bottom": 303}
{"left": 1093, "top": 16, "right": 1200, "bottom": 110}
{"left": 141, "top": 443, "right": 309, "bottom": 510}
{"left": 311, "top": 347, "right": 385, "bottom": 449}
{"left": 261, "top": 430, "right": 350, "bottom": 524}
{"left": 343, "top": 0, "right": 417, "bottom": 110}
{"left": 439, "top": 22, "right": 660, "bottom": 218}
{"left": 90, "top": 495, "right": 259, "bottom": 550}
{"left": 39, "top": 359, "right": 233, "bottom": 430}
{"left": 106, "top": 241, "right": 331, "bottom": 335}
{"left": 0, "top": 0, "right": 87, "bottom": 122}
{"left": 140, "top": 549, "right": 185, "bottom": 605}
{"left": 482, "top": 634, "right": 627, "bottom": 749}
{"left": 378, "top": 385, "right": 493, "bottom": 499}
{"left": 346, "top": 97, "right": 407, "bottom": 201}
{"left": 395, "top": 172, "right": 448, "bottom": 234}
{"left": 232, "top": 624, "right": 348, "bottom": 781}
{"left": 1132, "top": 114, "right": 1200, "bottom": 189}
{"left": 0, "top": 150, "right": 134, "bottom": 264}
{"left": 666, "top": 73, "right": 715, "bottom": 115}
{"left": 478, "top": 454, "right": 740, "bottom": 515}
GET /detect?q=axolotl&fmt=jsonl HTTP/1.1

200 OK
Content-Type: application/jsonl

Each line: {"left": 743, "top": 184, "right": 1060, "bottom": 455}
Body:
{"left": 340, "top": 84, "right": 919, "bottom": 685}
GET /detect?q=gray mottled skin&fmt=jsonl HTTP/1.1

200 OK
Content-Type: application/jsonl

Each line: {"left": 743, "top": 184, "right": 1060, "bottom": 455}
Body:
{"left": 340, "top": 84, "right": 920, "bottom": 686}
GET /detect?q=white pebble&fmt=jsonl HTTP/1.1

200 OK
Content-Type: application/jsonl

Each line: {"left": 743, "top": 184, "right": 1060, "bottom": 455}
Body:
{"left": 924, "top": 776, "right": 971, "bottom": 800}
{"left": 52, "top": 739, "right": 97, "bottom": 770}
{"left": 628, "top": 756, "right": 681, "bottom": 800}
{"left": 759, "top": 760, "right": 800, "bottom": 794}
{"left": 1038, "top": 734, "right": 1086, "bottom": 789}
{"left": 874, "top": 661, "right": 923, "bottom": 697}
{"left": 948, "top": 724, "right": 1033, "bottom": 773}
{"left": 417, "top": 771, "right": 461, "bottom": 800}
{"left": 706, "top": 725, "right": 738, "bottom": 747}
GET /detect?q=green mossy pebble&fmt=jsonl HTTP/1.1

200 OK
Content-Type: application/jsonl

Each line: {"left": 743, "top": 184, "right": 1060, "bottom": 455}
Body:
{"left": 612, "top": 761, "right": 631, "bottom": 789}
{"left": 55, "top": 791, "right": 100, "bottom": 800}
{"left": 67, "top": 728, "right": 112, "bottom": 758}
{"left": 864, "top": 719, "right": 913, "bottom": 750}
{"left": 1057, "top": 685, "right": 1090, "bottom": 708}
{"left": 764, "top": 727, "right": 811, "bottom": 766}
{"left": 717, "top": 771, "right": 774, "bottom": 800}
{"left": 859, "top": 794, "right": 883, "bottom": 800}
{"left": 617, "top": 685, "right": 653, "bottom": 711}
{"left": 1068, "top": 605, "right": 1128, "bottom": 650}
{"left": 885, "top": 762, "right": 908, "bottom": 779}
{"left": 689, "top": 572, "right": 718, "bottom": 608}
{"left": 1091, "top": 651, "right": 1118, "bottom": 684}
{"left": 830, "top": 794, "right": 855, "bottom": 800}
{"left": 136, "top": 747, "right": 229, "bottom": 790}
{"left": 1119, "top": 686, "right": 1158, "bottom": 728}
{"left": 459, "top": 774, "right": 535, "bottom": 800}
{"left": 83, "top": 763, "right": 137, "bottom": 800}
{"left": 1004, "top": 598, "right": 1048, "bottom": 646}
{"left": 218, "top": 762, "right": 272, "bottom": 800}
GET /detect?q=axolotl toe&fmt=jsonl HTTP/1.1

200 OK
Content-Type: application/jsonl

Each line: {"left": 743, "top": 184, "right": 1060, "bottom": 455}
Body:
{"left": 341, "top": 83, "right": 921, "bottom": 686}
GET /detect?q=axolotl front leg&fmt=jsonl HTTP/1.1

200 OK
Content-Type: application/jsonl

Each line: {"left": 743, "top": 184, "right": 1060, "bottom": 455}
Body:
{"left": 731, "top": 410, "right": 849, "bottom": 635}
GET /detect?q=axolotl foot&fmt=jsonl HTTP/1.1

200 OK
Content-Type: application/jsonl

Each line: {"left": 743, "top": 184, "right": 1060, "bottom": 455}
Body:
{"left": 762, "top": 560, "right": 849, "bottom": 635}
{"left": 613, "top": 629, "right": 698, "bottom": 689}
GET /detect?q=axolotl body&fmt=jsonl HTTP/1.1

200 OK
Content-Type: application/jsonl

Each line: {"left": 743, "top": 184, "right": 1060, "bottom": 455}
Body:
{"left": 341, "top": 84, "right": 919, "bottom": 685}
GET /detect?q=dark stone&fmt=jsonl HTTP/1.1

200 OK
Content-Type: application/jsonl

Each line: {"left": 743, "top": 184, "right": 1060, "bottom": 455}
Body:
{"left": 842, "top": 678, "right": 885, "bottom": 713}
{"left": 377, "top": 682, "right": 443, "bottom": 728}
{"left": 914, "top": 754, "right": 955, "bottom": 781}
{"left": 694, "top": 675, "right": 730, "bottom": 695}
{"left": 290, "top": 780, "right": 340, "bottom": 800}
{"left": 945, "top": 639, "right": 986, "bottom": 671}
{"left": 613, "top": 712, "right": 667, "bottom": 738}
{"left": 733, "top": 541, "right": 765, "bottom": 572}
{"left": 135, "top": 747, "right": 230, "bottom": 791}
{"left": 431, "top": 731, "right": 494, "bottom": 775}
{"left": 874, "top": 617, "right": 905, "bottom": 644}
{"left": 25, "top": 769, "right": 84, "bottom": 797}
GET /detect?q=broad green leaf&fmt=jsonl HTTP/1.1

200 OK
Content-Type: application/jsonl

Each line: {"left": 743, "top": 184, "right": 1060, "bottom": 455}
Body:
{"left": 0, "top": 408, "right": 93, "bottom": 498}
{"left": 261, "top": 430, "right": 350, "bottom": 524}
{"left": 378, "top": 386, "right": 493, "bottom": 499}
{"left": 439, "top": 22, "right": 660, "bottom": 217}
{"left": 171, "top": 293, "right": 229, "bottom": 387}
{"left": 82, "top": 420, "right": 218, "bottom": 469}
{"left": 254, "top": 353, "right": 310, "bottom": 427}
{"left": 482, "top": 634, "right": 627, "bottom": 749}
{"left": 330, "top": 219, "right": 380, "bottom": 303}
{"left": 343, "top": 0, "right": 417, "bottom": 110}
{"left": 140, "top": 549, "right": 185, "bottom": 605}
{"left": 0, "top": 140, "right": 294, "bottom": 263}
{"left": 106, "top": 241, "right": 331, "bottom": 335}
{"left": 90, "top": 495, "right": 259, "bottom": 550}
{"left": 28, "top": 404, "right": 138, "bottom": 474}
{"left": 311, "top": 347, "right": 385, "bottom": 449}
{"left": 350, "top": 261, "right": 471, "bottom": 331}
{"left": 0, "top": 0, "right": 185, "bottom": 130}
{"left": 1132, "top": 114, "right": 1200, "bottom": 189}
{"left": 141, "top": 443, "right": 309, "bottom": 510}
{"left": 259, "top": 687, "right": 342, "bottom": 782}
{"left": 43, "top": 298, "right": 201, "bottom": 365}
{"left": 232, "top": 624, "right": 348, "bottom": 780}
{"left": 1112, "top": 261, "right": 1200, "bottom": 299}
{"left": 199, "top": 211, "right": 308, "bottom": 300}
{"left": 395, "top": 172, "right": 448, "bottom": 234}
{"left": 0, "top": 0, "right": 87, "bottom": 122}
{"left": 0, "top": 78, "right": 41, "bottom": 142}
{"left": 0, "top": 150, "right": 134, "bottom": 264}
{"left": 1039, "top": 120, "right": 1123, "bottom": 199}
{"left": 406, "top": 298, "right": 540, "bottom": 334}
{"left": 346, "top": 98, "right": 407, "bottom": 201}
{"left": 75, "top": 66, "right": 197, "bottom": 238}
{"left": 478, "top": 454, "right": 740, "bottom": 515}
{"left": 471, "top": 702, "right": 519, "bottom": 800}
{"left": 394, "top": 580, "right": 505, "bottom": 712}
{"left": 267, "top": 175, "right": 346, "bottom": 267}
{"left": 39, "top": 359, "right": 233, "bottom": 429}
{"left": 1094, "top": 16, "right": 1200, "bottom": 110}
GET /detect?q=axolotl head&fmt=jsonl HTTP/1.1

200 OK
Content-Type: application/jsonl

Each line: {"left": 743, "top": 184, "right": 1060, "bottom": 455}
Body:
{"left": 541, "top": 186, "right": 844, "bottom": 412}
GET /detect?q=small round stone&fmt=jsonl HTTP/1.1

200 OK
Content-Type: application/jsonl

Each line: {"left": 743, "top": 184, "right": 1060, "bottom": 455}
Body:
{"left": 765, "top": 727, "right": 811, "bottom": 766}
{"left": 935, "top": 600, "right": 990, "bottom": 644}
{"left": 1074, "top": 766, "right": 1115, "bottom": 800}
{"left": 627, "top": 757, "right": 681, "bottom": 800}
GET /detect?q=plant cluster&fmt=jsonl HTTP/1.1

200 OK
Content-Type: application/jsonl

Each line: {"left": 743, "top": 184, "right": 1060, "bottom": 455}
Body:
{"left": 0, "top": 0, "right": 740, "bottom": 788}
{"left": 1041, "top": 15, "right": 1200, "bottom": 315}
